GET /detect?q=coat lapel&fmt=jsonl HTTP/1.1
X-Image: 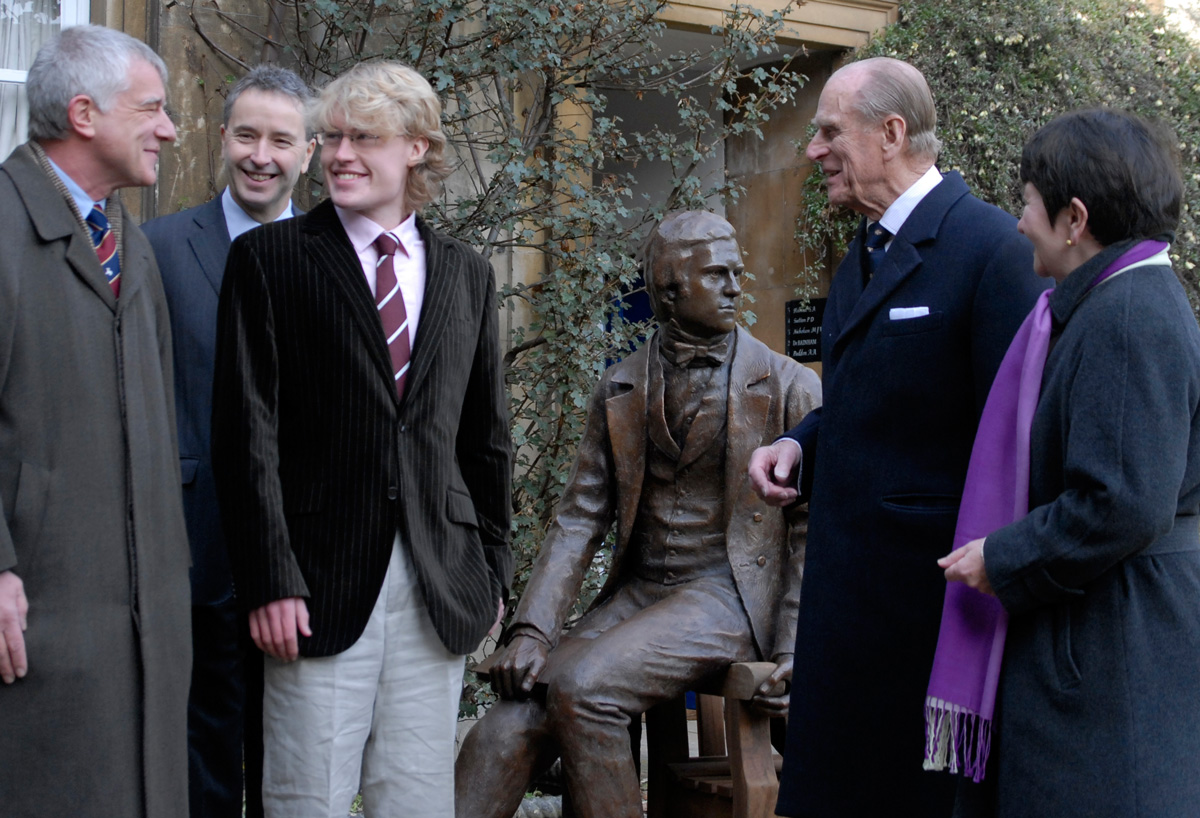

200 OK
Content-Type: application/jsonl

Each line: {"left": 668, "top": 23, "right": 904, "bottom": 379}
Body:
{"left": 6, "top": 145, "right": 117, "bottom": 311}
{"left": 832, "top": 236, "right": 923, "bottom": 353}
{"left": 112, "top": 197, "right": 150, "bottom": 314}
{"left": 723, "top": 329, "right": 773, "bottom": 529}
{"left": 607, "top": 344, "right": 650, "bottom": 553}
{"left": 645, "top": 343, "right": 682, "bottom": 460}
{"left": 830, "top": 172, "right": 971, "bottom": 361}
{"left": 188, "top": 197, "right": 232, "bottom": 296}
{"left": 302, "top": 201, "right": 397, "bottom": 399}
{"left": 827, "top": 219, "right": 868, "bottom": 336}
{"left": 403, "top": 217, "right": 457, "bottom": 407}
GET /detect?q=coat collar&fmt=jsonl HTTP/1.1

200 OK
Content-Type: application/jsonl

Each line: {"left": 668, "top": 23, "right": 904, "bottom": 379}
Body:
{"left": 188, "top": 196, "right": 232, "bottom": 297}
{"left": 404, "top": 215, "right": 461, "bottom": 406}
{"left": 1048, "top": 237, "right": 1141, "bottom": 329}
{"left": 301, "top": 200, "right": 461, "bottom": 409}
{"left": 4, "top": 143, "right": 147, "bottom": 314}
{"left": 302, "top": 199, "right": 396, "bottom": 397}
{"left": 831, "top": 171, "right": 971, "bottom": 357}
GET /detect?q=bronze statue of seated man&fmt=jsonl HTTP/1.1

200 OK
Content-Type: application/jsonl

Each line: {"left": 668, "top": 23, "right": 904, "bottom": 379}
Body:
{"left": 454, "top": 211, "right": 821, "bottom": 818}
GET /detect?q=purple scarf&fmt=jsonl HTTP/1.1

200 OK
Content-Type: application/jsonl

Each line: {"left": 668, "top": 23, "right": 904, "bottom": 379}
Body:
{"left": 923, "top": 239, "right": 1169, "bottom": 782}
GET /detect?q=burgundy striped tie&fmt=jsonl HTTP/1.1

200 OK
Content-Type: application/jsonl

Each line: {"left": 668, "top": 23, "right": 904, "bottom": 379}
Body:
{"left": 86, "top": 205, "right": 120, "bottom": 296}
{"left": 372, "top": 233, "right": 411, "bottom": 401}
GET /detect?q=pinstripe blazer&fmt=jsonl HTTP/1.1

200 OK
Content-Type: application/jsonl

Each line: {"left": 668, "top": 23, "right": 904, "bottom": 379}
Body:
{"left": 211, "top": 199, "right": 512, "bottom": 657}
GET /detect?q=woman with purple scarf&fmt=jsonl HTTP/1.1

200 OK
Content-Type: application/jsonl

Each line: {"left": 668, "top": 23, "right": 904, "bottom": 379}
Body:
{"left": 927, "top": 108, "right": 1200, "bottom": 817}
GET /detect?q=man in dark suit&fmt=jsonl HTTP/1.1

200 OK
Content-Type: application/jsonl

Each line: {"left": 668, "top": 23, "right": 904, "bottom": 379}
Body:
{"left": 748, "top": 58, "right": 1046, "bottom": 817}
{"left": 0, "top": 25, "right": 191, "bottom": 818}
{"left": 455, "top": 211, "right": 821, "bottom": 818}
{"left": 142, "top": 64, "right": 314, "bottom": 818}
{"left": 211, "top": 61, "right": 511, "bottom": 818}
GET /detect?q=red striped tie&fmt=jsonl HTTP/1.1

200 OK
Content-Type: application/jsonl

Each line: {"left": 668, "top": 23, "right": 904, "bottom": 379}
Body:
{"left": 86, "top": 205, "right": 120, "bottom": 296}
{"left": 373, "top": 233, "right": 411, "bottom": 401}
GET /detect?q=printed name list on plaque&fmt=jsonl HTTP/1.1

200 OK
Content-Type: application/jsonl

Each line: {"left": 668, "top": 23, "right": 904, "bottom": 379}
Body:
{"left": 785, "top": 297, "right": 825, "bottom": 363}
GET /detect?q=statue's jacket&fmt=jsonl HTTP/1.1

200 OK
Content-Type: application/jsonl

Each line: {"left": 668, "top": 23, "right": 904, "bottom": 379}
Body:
{"left": 513, "top": 326, "right": 821, "bottom": 661}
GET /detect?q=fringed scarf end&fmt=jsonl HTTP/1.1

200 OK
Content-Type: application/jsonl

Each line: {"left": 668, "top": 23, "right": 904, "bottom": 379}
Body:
{"left": 923, "top": 696, "right": 992, "bottom": 783}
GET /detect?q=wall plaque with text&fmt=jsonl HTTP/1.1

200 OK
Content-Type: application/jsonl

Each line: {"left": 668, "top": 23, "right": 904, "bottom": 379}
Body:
{"left": 785, "top": 297, "right": 826, "bottom": 363}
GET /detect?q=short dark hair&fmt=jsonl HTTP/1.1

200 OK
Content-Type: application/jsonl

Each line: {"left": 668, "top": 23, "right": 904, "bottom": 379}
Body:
{"left": 1019, "top": 108, "right": 1182, "bottom": 246}
{"left": 223, "top": 64, "right": 311, "bottom": 129}
{"left": 644, "top": 211, "right": 737, "bottom": 320}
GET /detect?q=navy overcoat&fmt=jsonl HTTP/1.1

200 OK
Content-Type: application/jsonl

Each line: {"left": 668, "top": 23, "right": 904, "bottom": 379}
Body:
{"left": 776, "top": 172, "right": 1046, "bottom": 817}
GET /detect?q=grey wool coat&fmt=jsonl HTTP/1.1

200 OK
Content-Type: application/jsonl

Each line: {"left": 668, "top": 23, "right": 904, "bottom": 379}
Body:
{"left": 961, "top": 240, "right": 1200, "bottom": 817}
{"left": 0, "top": 144, "right": 192, "bottom": 818}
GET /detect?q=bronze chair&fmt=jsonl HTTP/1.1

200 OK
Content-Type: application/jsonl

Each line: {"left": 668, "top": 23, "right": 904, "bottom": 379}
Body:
{"left": 644, "top": 662, "right": 785, "bottom": 818}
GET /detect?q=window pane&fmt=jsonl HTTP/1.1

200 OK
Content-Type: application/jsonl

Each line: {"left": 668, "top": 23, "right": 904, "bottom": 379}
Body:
{"left": 2, "top": 0, "right": 59, "bottom": 70}
{"left": 0, "top": 81, "right": 27, "bottom": 159}
{"left": 1, "top": 0, "right": 60, "bottom": 159}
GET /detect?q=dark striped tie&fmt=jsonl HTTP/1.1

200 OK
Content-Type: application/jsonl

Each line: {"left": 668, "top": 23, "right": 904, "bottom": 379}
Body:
{"left": 373, "top": 233, "right": 411, "bottom": 401}
{"left": 86, "top": 205, "right": 120, "bottom": 296}
{"left": 864, "top": 220, "right": 892, "bottom": 282}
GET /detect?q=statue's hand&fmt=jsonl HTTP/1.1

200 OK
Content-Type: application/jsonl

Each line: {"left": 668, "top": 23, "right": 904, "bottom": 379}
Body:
{"left": 491, "top": 632, "right": 550, "bottom": 701}
{"left": 750, "top": 654, "right": 792, "bottom": 717}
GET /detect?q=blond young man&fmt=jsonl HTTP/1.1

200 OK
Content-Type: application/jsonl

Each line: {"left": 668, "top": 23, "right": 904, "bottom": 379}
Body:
{"left": 211, "top": 62, "right": 511, "bottom": 818}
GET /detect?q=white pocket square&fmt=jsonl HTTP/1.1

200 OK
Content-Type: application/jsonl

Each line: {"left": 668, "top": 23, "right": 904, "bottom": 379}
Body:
{"left": 889, "top": 307, "right": 930, "bottom": 320}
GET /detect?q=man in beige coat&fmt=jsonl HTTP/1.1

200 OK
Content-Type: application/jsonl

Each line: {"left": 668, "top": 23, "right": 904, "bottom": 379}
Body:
{"left": 455, "top": 211, "right": 820, "bottom": 818}
{"left": 0, "top": 25, "right": 190, "bottom": 818}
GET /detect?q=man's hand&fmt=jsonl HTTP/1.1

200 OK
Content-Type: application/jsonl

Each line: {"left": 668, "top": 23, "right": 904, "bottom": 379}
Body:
{"left": 249, "top": 597, "right": 312, "bottom": 661}
{"left": 490, "top": 632, "right": 549, "bottom": 701}
{"left": 751, "top": 654, "right": 792, "bottom": 717}
{"left": 939, "top": 538, "right": 995, "bottom": 597}
{"left": 0, "top": 570, "right": 29, "bottom": 684}
{"left": 747, "top": 441, "right": 802, "bottom": 507}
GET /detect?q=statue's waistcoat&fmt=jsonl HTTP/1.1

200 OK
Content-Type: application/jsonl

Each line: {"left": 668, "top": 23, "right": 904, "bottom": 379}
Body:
{"left": 627, "top": 349, "right": 731, "bottom": 584}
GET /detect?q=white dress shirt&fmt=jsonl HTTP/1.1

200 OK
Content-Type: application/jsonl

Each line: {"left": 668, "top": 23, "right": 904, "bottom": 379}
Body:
{"left": 221, "top": 187, "right": 296, "bottom": 241}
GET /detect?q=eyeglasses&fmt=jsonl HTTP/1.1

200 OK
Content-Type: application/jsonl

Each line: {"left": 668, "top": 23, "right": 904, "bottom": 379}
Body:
{"left": 317, "top": 131, "right": 382, "bottom": 149}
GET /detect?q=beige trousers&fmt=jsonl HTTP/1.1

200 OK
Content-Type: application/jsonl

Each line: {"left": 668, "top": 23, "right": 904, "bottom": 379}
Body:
{"left": 261, "top": 536, "right": 464, "bottom": 818}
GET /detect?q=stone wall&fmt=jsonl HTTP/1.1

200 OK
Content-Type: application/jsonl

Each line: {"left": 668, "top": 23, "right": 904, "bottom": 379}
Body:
{"left": 725, "top": 50, "right": 837, "bottom": 366}
{"left": 151, "top": 0, "right": 302, "bottom": 220}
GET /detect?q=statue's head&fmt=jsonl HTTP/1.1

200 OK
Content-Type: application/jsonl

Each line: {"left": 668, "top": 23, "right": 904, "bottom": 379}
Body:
{"left": 644, "top": 211, "right": 743, "bottom": 340}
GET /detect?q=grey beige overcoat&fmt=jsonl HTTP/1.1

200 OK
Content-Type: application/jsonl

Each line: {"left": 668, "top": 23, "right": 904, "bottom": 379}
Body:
{"left": 0, "top": 143, "right": 192, "bottom": 818}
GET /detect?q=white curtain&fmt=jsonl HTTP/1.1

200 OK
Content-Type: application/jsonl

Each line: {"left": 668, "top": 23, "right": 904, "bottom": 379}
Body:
{"left": 0, "top": 0, "right": 59, "bottom": 160}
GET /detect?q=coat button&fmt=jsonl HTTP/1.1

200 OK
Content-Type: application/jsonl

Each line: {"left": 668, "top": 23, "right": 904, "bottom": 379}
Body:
{"left": 756, "top": 556, "right": 767, "bottom": 567}
{"left": 399, "top": 424, "right": 409, "bottom": 433}
{"left": 753, "top": 512, "right": 764, "bottom": 522}
{"left": 387, "top": 486, "right": 398, "bottom": 500}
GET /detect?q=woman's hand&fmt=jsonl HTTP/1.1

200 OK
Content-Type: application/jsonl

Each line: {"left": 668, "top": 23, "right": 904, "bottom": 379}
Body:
{"left": 939, "top": 537, "right": 995, "bottom": 596}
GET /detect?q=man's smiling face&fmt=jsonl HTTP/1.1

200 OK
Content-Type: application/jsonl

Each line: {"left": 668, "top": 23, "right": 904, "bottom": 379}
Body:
{"left": 220, "top": 88, "right": 314, "bottom": 223}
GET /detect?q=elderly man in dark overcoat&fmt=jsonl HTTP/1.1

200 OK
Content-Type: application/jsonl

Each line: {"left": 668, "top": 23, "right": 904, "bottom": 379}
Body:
{"left": 0, "top": 25, "right": 191, "bottom": 818}
{"left": 748, "top": 57, "right": 1046, "bottom": 817}
{"left": 455, "top": 210, "right": 821, "bottom": 818}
